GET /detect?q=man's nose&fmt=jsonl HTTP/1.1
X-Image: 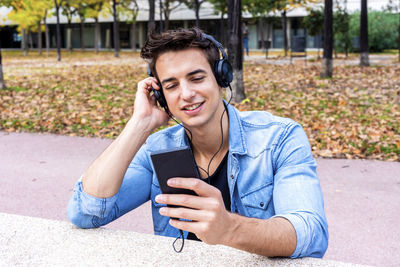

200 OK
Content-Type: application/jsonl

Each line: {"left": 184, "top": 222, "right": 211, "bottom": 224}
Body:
{"left": 180, "top": 82, "right": 195, "bottom": 100}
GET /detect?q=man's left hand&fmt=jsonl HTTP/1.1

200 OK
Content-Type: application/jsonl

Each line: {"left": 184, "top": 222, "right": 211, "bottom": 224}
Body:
{"left": 155, "top": 177, "right": 235, "bottom": 245}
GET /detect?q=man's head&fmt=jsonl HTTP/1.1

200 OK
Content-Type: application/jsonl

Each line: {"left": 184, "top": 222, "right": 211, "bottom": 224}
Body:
{"left": 140, "top": 28, "right": 220, "bottom": 82}
{"left": 140, "top": 28, "right": 231, "bottom": 129}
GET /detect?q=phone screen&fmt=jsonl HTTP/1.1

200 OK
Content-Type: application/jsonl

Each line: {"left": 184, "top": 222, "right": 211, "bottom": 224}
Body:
{"left": 150, "top": 146, "right": 201, "bottom": 196}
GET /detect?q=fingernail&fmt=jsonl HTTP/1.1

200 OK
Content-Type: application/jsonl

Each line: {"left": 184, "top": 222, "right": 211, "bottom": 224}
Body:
{"left": 155, "top": 195, "right": 163, "bottom": 202}
{"left": 167, "top": 179, "right": 176, "bottom": 185}
{"left": 159, "top": 207, "right": 166, "bottom": 214}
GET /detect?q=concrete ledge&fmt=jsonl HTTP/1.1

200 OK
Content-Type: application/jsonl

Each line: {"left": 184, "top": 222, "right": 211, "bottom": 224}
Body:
{"left": 0, "top": 213, "right": 366, "bottom": 266}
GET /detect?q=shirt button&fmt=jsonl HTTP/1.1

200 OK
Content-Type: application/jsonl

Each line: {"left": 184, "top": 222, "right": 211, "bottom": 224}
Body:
{"left": 259, "top": 202, "right": 264, "bottom": 207}
{"left": 230, "top": 174, "right": 234, "bottom": 179}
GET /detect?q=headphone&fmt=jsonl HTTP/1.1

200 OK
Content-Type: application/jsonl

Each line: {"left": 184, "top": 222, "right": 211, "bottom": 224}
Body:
{"left": 148, "top": 33, "right": 233, "bottom": 114}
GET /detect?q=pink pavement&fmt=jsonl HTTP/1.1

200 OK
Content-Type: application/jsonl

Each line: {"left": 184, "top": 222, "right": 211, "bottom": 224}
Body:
{"left": 0, "top": 131, "right": 399, "bottom": 266}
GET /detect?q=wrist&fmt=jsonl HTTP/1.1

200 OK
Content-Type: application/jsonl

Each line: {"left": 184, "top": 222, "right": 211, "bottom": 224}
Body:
{"left": 221, "top": 212, "right": 240, "bottom": 247}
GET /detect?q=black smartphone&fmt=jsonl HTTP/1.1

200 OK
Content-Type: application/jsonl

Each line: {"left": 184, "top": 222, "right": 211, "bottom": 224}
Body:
{"left": 150, "top": 146, "right": 201, "bottom": 196}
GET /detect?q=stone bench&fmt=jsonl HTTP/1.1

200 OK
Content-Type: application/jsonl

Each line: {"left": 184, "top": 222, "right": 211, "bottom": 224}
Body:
{"left": 0, "top": 213, "right": 364, "bottom": 266}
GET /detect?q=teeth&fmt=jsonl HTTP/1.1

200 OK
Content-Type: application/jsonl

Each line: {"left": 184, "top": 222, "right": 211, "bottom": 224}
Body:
{"left": 185, "top": 103, "right": 201, "bottom": 110}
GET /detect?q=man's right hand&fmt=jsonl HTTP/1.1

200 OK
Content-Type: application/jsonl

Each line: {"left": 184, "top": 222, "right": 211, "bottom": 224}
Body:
{"left": 131, "top": 77, "right": 170, "bottom": 133}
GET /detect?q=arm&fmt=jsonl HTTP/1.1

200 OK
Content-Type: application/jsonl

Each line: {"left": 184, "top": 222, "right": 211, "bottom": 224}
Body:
{"left": 156, "top": 123, "right": 328, "bottom": 258}
{"left": 67, "top": 77, "right": 169, "bottom": 228}
{"left": 82, "top": 77, "right": 169, "bottom": 198}
{"left": 155, "top": 178, "right": 296, "bottom": 257}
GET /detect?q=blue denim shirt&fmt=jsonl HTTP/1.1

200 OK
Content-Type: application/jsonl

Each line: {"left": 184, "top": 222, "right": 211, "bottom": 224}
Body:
{"left": 67, "top": 103, "right": 328, "bottom": 258}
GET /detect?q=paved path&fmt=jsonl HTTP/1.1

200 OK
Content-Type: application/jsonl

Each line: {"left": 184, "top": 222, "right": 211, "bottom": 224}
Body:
{"left": 1, "top": 131, "right": 399, "bottom": 266}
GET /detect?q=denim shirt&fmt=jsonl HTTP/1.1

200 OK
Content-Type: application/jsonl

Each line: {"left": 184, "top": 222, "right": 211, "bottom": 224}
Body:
{"left": 67, "top": 103, "right": 328, "bottom": 258}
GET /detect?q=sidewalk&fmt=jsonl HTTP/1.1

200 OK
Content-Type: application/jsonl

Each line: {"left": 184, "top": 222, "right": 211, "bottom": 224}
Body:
{"left": 1, "top": 131, "right": 399, "bottom": 266}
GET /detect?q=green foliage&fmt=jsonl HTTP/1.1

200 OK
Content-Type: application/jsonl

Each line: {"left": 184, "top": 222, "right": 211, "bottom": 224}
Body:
{"left": 348, "top": 10, "right": 399, "bottom": 52}
{"left": 302, "top": 7, "right": 324, "bottom": 36}
{"left": 333, "top": 3, "right": 350, "bottom": 52}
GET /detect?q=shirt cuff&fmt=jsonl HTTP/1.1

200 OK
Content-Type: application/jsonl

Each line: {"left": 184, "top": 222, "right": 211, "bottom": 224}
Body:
{"left": 74, "top": 176, "right": 119, "bottom": 219}
{"left": 272, "top": 213, "right": 308, "bottom": 258}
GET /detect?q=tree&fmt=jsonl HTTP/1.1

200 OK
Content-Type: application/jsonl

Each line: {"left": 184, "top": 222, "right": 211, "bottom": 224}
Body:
{"left": 227, "top": 0, "right": 245, "bottom": 102}
{"left": 320, "top": 0, "right": 333, "bottom": 78}
{"left": 148, "top": 0, "right": 155, "bottom": 32}
{"left": 54, "top": 0, "right": 62, "bottom": 61}
{"left": 208, "top": 0, "right": 227, "bottom": 45}
{"left": 119, "top": 0, "right": 139, "bottom": 51}
{"left": 183, "top": 0, "right": 206, "bottom": 28}
{"left": 360, "top": 0, "right": 369, "bottom": 66}
{"left": 112, "top": 0, "right": 119, "bottom": 57}
{"left": 333, "top": 0, "right": 350, "bottom": 57}
{"left": 160, "top": 0, "right": 182, "bottom": 31}
{"left": 242, "top": 0, "right": 276, "bottom": 58}
{"left": 85, "top": 0, "right": 107, "bottom": 54}
{"left": 250, "top": 0, "right": 321, "bottom": 57}
{"left": 61, "top": 0, "right": 77, "bottom": 52}
{"left": 302, "top": 7, "right": 324, "bottom": 59}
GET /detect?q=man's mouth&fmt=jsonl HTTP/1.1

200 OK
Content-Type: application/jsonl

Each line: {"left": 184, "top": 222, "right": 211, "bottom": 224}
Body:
{"left": 183, "top": 102, "right": 204, "bottom": 111}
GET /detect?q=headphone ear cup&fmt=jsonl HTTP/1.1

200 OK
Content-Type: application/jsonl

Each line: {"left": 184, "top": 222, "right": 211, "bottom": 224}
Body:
{"left": 214, "top": 59, "right": 233, "bottom": 88}
{"left": 152, "top": 87, "right": 169, "bottom": 112}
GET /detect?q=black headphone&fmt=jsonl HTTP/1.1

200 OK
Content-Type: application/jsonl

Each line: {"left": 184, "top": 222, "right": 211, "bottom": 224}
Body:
{"left": 148, "top": 33, "right": 233, "bottom": 114}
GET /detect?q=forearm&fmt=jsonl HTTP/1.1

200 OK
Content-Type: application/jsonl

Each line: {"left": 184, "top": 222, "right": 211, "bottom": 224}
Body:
{"left": 224, "top": 214, "right": 297, "bottom": 257}
{"left": 82, "top": 118, "right": 152, "bottom": 198}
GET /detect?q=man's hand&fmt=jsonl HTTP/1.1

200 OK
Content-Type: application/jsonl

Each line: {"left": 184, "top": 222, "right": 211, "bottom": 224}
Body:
{"left": 131, "top": 77, "right": 169, "bottom": 132}
{"left": 155, "top": 178, "right": 236, "bottom": 245}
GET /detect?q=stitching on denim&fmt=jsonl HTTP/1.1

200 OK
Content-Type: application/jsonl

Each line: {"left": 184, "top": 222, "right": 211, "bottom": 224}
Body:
{"left": 240, "top": 182, "right": 273, "bottom": 198}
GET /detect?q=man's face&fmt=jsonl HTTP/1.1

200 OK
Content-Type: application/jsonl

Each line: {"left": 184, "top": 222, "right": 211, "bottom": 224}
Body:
{"left": 155, "top": 48, "right": 223, "bottom": 129}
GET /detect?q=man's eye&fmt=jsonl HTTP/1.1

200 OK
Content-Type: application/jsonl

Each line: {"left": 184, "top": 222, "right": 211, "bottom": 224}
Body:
{"left": 166, "top": 84, "right": 176, "bottom": 90}
{"left": 192, "top": 77, "right": 204, "bottom": 82}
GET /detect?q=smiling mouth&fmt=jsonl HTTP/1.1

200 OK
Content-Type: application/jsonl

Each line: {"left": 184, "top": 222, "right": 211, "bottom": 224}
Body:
{"left": 183, "top": 102, "right": 204, "bottom": 111}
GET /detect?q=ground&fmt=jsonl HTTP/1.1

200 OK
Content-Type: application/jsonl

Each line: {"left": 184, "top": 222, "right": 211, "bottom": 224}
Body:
{"left": 0, "top": 50, "right": 399, "bottom": 161}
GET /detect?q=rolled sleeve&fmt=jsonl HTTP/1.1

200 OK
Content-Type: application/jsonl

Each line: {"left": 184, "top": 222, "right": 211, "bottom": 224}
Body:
{"left": 272, "top": 123, "right": 329, "bottom": 258}
{"left": 67, "top": 143, "right": 153, "bottom": 229}
{"left": 67, "top": 177, "right": 119, "bottom": 228}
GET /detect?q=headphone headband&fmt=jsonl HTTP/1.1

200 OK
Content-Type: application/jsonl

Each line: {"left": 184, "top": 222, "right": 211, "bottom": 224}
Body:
{"left": 149, "top": 31, "right": 233, "bottom": 113}
{"left": 202, "top": 33, "right": 228, "bottom": 59}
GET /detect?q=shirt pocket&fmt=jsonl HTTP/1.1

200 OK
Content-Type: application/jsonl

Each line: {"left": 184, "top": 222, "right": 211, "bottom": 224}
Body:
{"left": 241, "top": 183, "right": 273, "bottom": 219}
{"left": 150, "top": 182, "right": 169, "bottom": 233}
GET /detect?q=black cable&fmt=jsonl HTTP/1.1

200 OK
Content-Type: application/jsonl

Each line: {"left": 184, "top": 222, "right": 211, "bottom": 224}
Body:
{"left": 169, "top": 85, "right": 233, "bottom": 252}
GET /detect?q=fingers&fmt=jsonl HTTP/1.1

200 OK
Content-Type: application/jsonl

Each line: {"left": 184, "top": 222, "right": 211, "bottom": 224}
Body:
{"left": 159, "top": 206, "right": 213, "bottom": 222}
{"left": 156, "top": 193, "right": 221, "bottom": 211}
{"left": 137, "top": 77, "right": 160, "bottom": 94}
{"left": 167, "top": 178, "right": 220, "bottom": 197}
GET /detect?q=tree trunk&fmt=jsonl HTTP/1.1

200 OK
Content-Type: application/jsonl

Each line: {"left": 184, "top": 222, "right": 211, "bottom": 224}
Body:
{"left": 159, "top": 0, "right": 163, "bottom": 33}
{"left": 28, "top": 31, "right": 33, "bottom": 49}
{"left": 95, "top": 18, "right": 100, "bottom": 54}
{"left": 112, "top": 0, "right": 119, "bottom": 57}
{"left": 220, "top": 12, "right": 225, "bottom": 47}
{"left": 80, "top": 20, "right": 85, "bottom": 51}
{"left": 0, "top": 37, "right": 6, "bottom": 90}
{"left": 227, "top": 0, "right": 245, "bottom": 102}
{"left": 282, "top": 11, "right": 288, "bottom": 57}
{"left": 131, "top": 23, "right": 137, "bottom": 52}
{"left": 22, "top": 29, "right": 28, "bottom": 56}
{"left": 66, "top": 20, "right": 72, "bottom": 52}
{"left": 38, "top": 21, "right": 42, "bottom": 56}
{"left": 360, "top": 0, "right": 369, "bottom": 66}
{"left": 44, "top": 10, "right": 50, "bottom": 57}
{"left": 148, "top": 0, "right": 155, "bottom": 32}
{"left": 321, "top": 0, "right": 333, "bottom": 78}
{"left": 195, "top": 0, "right": 200, "bottom": 28}
{"left": 55, "top": 0, "right": 61, "bottom": 61}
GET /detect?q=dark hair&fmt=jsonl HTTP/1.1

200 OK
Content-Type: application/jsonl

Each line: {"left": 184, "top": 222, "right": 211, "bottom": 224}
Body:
{"left": 140, "top": 28, "right": 220, "bottom": 79}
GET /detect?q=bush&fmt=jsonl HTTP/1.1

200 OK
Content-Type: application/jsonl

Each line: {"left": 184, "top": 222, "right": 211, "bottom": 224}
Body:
{"left": 346, "top": 10, "right": 399, "bottom": 52}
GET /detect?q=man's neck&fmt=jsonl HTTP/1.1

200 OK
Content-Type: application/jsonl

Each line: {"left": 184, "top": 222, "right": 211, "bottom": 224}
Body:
{"left": 187, "top": 102, "right": 229, "bottom": 160}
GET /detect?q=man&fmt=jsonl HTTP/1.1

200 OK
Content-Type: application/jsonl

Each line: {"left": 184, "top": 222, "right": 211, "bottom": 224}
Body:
{"left": 242, "top": 22, "right": 249, "bottom": 56}
{"left": 67, "top": 28, "right": 328, "bottom": 258}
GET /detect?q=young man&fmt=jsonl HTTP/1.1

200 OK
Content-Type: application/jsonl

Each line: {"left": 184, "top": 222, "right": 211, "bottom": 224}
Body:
{"left": 67, "top": 28, "right": 328, "bottom": 258}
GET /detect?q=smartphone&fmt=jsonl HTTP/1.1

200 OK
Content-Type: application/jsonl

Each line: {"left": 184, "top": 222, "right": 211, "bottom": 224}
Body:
{"left": 150, "top": 146, "right": 201, "bottom": 196}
